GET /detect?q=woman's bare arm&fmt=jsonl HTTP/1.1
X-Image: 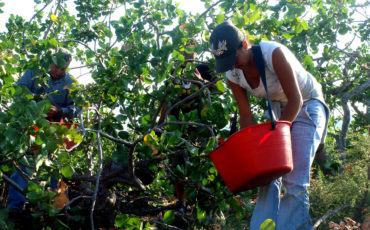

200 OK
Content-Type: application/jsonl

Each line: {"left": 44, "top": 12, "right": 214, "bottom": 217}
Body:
{"left": 228, "top": 80, "right": 255, "bottom": 129}
{"left": 272, "top": 48, "right": 303, "bottom": 122}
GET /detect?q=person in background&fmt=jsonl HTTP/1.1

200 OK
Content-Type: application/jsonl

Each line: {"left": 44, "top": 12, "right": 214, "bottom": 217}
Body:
{"left": 209, "top": 21, "right": 329, "bottom": 230}
{"left": 7, "top": 47, "right": 79, "bottom": 217}
{"left": 17, "top": 48, "right": 78, "bottom": 121}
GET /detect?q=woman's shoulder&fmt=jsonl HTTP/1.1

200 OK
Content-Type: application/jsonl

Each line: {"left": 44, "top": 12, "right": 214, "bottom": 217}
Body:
{"left": 258, "top": 41, "right": 283, "bottom": 71}
{"left": 259, "top": 41, "right": 282, "bottom": 54}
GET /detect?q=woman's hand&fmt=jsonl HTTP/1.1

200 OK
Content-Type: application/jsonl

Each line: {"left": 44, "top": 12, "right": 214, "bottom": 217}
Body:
{"left": 47, "top": 105, "right": 63, "bottom": 119}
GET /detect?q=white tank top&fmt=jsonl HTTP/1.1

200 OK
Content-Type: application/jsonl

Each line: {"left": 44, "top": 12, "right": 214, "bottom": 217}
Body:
{"left": 226, "top": 41, "right": 330, "bottom": 143}
{"left": 226, "top": 40, "right": 325, "bottom": 103}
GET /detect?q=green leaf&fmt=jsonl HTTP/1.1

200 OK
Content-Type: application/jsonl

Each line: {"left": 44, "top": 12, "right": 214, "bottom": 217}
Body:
{"left": 296, "top": 24, "right": 304, "bottom": 33}
{"left": 52, "top": 52, "right": 67, "bottom": 69}
{"left": 115, "top": 214, "right": 127, "bottom": 227}
{"left": 163, "top": 210, "right": 175, "bottom": 224}
{"left": 112, "top": 150, "right": 128, "bottom": 164}
{"left": 86, "top": 50, "right": 95, "bottom": 58}
{"left": 303, "top": 55, "right": 313, "bottom": 69}
{"left": 301, "top": 20, "right": 309, "bottom": 30}
{"left": 141, "top": 114, "right": 151, "bottom": 124}
{"left": 216, "top": 13, "right": 224, "bottom": 24}
{"left": 205, "top": 137, "right": 215, "bottom": 152}
{"left": 249, "top": 10, "right": 261, "bottom": 23}
{"left": 48, "top": 38, "right": 58, "bottom": 48}
{"left": 282, "top": 33, "right": 294, "bottom": 39}
{"left": 260, "top": 219, "right": 275, "bottom": 230}
{"left": 216, "top": 80, "right": 226, "bottom": 92}
{"left": 3, "top": 76, "right": 13, "bottom": 87}
{"left": 196, "top": 206, "right": 206, "bottom": 221}
{"left": 56, "top": 219, "right": 69, "bottom": 229}
{"left": 116, "top": 114, "right": 125, "bottom": 122}
{"left": 61, "top": 165, "right": 74, "bottom": 178}
{"left": 58, "top": 152, "right": 70, "bottom": 165}
{"left": 71, "top": 133, "right": 83, "bottom": 144}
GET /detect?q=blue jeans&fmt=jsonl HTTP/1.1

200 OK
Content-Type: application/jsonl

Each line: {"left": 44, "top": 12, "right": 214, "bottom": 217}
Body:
{"left": 7, "top": 168, "right": 58, "bottom": 212}
{"left": 250, "top": 99, "right": 327, "bottom": 230}
{"left": 7, "top": 168, "right": 28, "bottom": 212}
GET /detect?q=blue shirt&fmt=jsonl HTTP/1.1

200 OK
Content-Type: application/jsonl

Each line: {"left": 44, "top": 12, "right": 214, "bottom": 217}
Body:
{"left": 17, "top": 69, "right": 79, "bottom": 119}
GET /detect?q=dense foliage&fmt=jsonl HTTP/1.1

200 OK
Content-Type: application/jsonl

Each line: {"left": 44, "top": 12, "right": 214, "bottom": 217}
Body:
{"left": 0, "top": 0, "right": 368, "bottom": 229}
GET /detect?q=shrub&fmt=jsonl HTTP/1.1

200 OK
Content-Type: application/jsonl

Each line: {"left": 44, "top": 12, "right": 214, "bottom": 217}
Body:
{"left": 310, "top": 133, "right": 369, "bottom": 229}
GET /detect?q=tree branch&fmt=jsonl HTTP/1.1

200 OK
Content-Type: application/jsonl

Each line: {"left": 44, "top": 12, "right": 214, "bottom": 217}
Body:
{"left": 43, "top": 0, "right": 62, "bottom": 40}
{"left": 340, "top": 79, "right": 370, "bottom": 150}
{"left": 83, "top": 128, "right": 133, "bottom": 146}
{"left": 311, "top": 204, "right": 353, "bottom": 229}
{"left": 22, "top": 1, "right": 52, "bottom": 54}
{"left": 199, "top": 0, "right": 223, "bottom": 18}
{"left": 164, "top": 78, "right": 221, "bottom": 122}
{"left": 0, "top": 153, "right": 26, "bottom": 165}
{"left": 351, "top": 101, "right": 369, "bottom": 122}
{"left": 13, "top": 163, "right": 31, "bottom": 183}
{"left": 61, "top": 39, "right": 106, "bottom": 69}
{"left": 148, "top": 19, "right": 160, "bottom": 49}
{"left": 328, "top": 132, "right": 344, "bottom": 150}
{"left": 158, "top": 121, "right": 215, "bottom": 140}
{"left": 326, "top": 81, "right": 353, "bottom": 95}
{"left": 128, "top": 145, "right": 145, "bottom": 190}
{"left": 66, "top": 195, "right": 93, "bottom": 208}
{"left": 1, "top": 173, "right": 25, "bottom": 195}
{"left": 88, "top": 108, "right": 103, "bottom": 230}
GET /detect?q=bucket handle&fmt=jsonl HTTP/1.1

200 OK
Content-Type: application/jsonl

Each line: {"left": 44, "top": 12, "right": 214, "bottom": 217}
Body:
{"left": 251, "top": 45, "right": 277, "bottom": 130}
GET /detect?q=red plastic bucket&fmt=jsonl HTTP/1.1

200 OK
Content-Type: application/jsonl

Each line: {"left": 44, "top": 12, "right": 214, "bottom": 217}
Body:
{"left": 208, "top": 121, "right": 293, "bottom": 193}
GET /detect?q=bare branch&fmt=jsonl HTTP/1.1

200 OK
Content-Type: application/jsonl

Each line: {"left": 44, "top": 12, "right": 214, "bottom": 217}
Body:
{"left": 77, "top": 108, "right": 133, "bottom": 147}
{"left": 158, "top": 121, "right": 215, "bottom": 141}
{"left": 88, "top": 108, "right": 103, "bottom": 230}
{"left": 127, "top": 145, "right": 145, "bottom": 190}
{"left": 150, "top": 84, "right": 171, "bottom": 128}
{"left": 69, "top": 64, "right": 96, "bottom": 70}
{"left": 148, "top": 19, "right": 160, "bottom": 49}
{"left": 328, "top": 132, "right": 344, "bottom": 151}
{"left": 84, "top": 128, "right": 133, "bottom": 146}
{"left": 351, "top": 101, "right": 369, "bottom": 122}
{"left": 22, "top": 1, "right": 52, "bottom": 53}
{"left": 153, "top": 128, "right": 193, "bottom": 150}
{"left": 1, "top": 173, "right": 25, "bottom": 195}
{"left": 61, "top": 39, "right": 106, "bottom": 69}
{"left": 66, "top": 195, "right": 93, "bottom": 207}
{"left": 164, "top": 78, "right": 221, "bottom": 122}
{"left": 152, "top": 221, "right": 184, "bottom": 230}
{"left": 311, "top": 204, "right": 353, "bottom": 229}
{"left": 43, "top": 0, "right": 62, "bottom": 40}
{"left": 199, "top": 0, "right": 223, "bottom": 18}
{"left": 0, "top": 153, "right": 26, "bottom": 164}
{"left": 340, "top": 79, "right": 370, "bottom": 149}
{"left": 326, "top": 81, "right": 353, "bottom": 95}
{"left": 13, "top": 163, "right": 31, "bottom": 183}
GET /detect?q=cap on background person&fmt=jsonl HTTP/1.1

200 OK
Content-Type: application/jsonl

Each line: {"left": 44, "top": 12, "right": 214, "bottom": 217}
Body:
{"left": 52, "top": 47, "right": 72, "bottom": 69}
{"left": 209, "top": 20, "right": 244, "bottom": 73}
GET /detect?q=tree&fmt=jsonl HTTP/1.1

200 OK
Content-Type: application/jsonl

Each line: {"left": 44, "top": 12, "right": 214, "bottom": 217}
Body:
{"left": 0, "top": 0, "right": 368, "bottom": 229}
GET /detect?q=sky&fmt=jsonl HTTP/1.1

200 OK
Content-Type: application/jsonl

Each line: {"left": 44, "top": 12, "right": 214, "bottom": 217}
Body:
{"left": 0, "top": 0, "right": 204, "bottom": 31}
{"left": 0, "top": 0, "right": 205, "bottom": 85}
{"left": 0, "top": 1, "right": 366, "bottom": 85}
